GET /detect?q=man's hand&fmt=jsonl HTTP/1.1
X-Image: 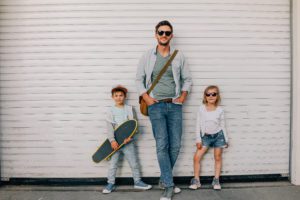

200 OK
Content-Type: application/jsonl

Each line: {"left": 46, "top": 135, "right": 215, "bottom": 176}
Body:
{"left": 142, "top": 93, "right": 158, "bottom": 106}
{"left": 196, "top": 142, "right": 202, "bottom": 149}
{"left": 111, "top": 141, "right": 119, "bottom": 151}
{"left": 124, "top": 137, "right": 132, "bottom": 144}
{"left": 173, "top": 91, "right": 188, "bottom": 104}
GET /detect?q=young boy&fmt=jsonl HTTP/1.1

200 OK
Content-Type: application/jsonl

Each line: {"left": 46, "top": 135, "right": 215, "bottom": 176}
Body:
{"left": 102, "top": 85, "right": 152, "bottom": 194}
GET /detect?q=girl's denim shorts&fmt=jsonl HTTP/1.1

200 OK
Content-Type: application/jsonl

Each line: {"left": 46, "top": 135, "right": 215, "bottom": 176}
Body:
{"left": 201, "top": 130, "right": 226, "bottom": 148}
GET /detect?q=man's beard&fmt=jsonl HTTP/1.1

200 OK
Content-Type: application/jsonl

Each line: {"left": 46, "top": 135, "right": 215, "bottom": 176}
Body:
{"left": 158, "top": 39, "right": 170, "bottom": 46}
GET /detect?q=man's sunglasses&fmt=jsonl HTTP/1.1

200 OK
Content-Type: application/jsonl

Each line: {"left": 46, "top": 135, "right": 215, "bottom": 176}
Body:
{"left": 157, "top": 30, "right": 172, "bottom": 36}
{"left": 206, "top": 92, "right": 218, "bottom": 97}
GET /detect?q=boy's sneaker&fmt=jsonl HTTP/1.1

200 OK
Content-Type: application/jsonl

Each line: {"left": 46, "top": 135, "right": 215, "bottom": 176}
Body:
{"left": 102, "top": 183, "right": 115, "bottom": 194}
{"left": 160, "top": 186, "right": 174, "bottom": 200}
{"left": 189, "top": 178, "right": 201, "bottom": 190}
{"left": 134, "top": 180, "right": 152, "bottom": 190}
{"left": 158, "top": 181, "right": 181, "bottom": 194}
{"left": 212, "top": 177, "right": 221, "bottom": 190}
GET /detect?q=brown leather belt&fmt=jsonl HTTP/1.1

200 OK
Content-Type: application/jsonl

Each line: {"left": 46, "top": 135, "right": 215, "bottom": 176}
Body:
{"left": 158, "top": 98, "right": 173, "bottom": 103}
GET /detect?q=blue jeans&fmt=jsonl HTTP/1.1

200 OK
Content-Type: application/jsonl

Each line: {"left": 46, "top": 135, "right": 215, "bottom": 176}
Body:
{"left": 107, "top": 142, "right": 141, "bottom": 184}
{"left": 148, "top": 102, "right": 183, "bottom": 187}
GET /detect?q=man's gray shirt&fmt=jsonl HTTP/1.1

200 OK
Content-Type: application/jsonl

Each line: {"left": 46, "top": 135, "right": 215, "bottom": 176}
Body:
{"left": 136, "top": 46, "right": 193, "bottom": 102}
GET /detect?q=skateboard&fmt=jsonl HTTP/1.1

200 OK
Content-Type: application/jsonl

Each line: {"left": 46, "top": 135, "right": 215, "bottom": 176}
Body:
{"left": 92, "top": 119, "right": 138, "bottom": 163}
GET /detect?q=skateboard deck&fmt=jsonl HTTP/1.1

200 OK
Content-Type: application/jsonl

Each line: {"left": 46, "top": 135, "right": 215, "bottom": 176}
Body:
{"left": 92, "top": 119, "right": 138, "bottom": 163}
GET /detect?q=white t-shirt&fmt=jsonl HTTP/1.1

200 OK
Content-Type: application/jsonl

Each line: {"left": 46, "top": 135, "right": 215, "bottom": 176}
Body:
{"left": 204, "top": 109, "right": 222, "bottom": 134}
{"left": 195, "top": 105, "right": 228, "bottom": 143}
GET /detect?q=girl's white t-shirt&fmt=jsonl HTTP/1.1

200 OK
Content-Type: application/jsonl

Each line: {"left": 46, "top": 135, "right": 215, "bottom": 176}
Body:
{"left": 204, "top": 108, "right": 222, "bottom": 134}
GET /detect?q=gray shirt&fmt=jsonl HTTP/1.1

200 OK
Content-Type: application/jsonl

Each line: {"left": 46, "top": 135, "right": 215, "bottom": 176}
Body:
{"left": 136, "top": 46, "right": 192, "bottom": 103}
{"left": 151, "top": 52, "right": 176, "bottom": 100}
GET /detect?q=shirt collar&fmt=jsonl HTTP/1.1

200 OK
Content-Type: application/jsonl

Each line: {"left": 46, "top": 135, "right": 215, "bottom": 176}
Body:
{"left": 153, "top": 45, "right": 175, "bottom": 55}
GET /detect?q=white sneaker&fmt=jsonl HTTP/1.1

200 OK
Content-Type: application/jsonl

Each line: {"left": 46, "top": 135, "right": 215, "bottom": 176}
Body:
{"left": 102, "top": 183, "right": 115, "bottom": 194}
{"left": 173, "top": 186, "right": 181, "bottom": 194}
{"left": 212, "top": 177, "right": 221, "bottom": 190}
{"left": 134, "top": 180, "right": 152, "bottom": 190}
{"left": 158, "top": 181, "right": 181, "bottom": 194}
{"left": 189, "top": 178, "right": 201, "bottom": 190}
{"left": 160, "top": 186, "right": 174, "bottom": 200}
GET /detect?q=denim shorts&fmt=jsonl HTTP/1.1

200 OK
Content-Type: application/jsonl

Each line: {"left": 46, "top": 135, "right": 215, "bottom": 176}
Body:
{"left": 201, "top": 130, "right": 226, "bottom": 148}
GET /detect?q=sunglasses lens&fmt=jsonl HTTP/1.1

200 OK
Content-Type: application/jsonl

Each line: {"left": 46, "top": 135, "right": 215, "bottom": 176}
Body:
{"left": 157, "top": 31, "right": 172, "bottom": 36}
{"left": 165, "top": 31, "right": 172, "bottom": 36}
{"left": 157, "top": 31, "right": 164, "bottom": 36}
{"left": 206, "top": 93, "right": 217, "bottom": 97}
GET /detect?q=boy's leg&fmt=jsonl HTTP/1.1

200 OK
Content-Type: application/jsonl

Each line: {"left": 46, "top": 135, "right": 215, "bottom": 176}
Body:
{"left": 214, "top": 148, "right": 223, "bottom": 178}
{"left": 122, "top": 142, "right": 141, "bottom": 184}
{"left": 107, "top": 151, "right": 121, "bottom": 184}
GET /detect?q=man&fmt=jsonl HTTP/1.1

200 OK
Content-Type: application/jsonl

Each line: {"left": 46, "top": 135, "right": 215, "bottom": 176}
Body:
{"left": 136, "top": 20, "right": 192, "bottom": 200}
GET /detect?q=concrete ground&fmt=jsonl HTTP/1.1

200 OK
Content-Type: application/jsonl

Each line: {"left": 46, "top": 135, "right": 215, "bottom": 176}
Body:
{"left": 0, "top": 181, "right": 300, "bottom": 200}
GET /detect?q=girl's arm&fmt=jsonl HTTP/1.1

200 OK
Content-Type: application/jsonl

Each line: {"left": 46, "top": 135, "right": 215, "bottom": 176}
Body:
{"left": 220, "top": 109, "right": 229, "bottom": 143}
{"left": 195, "top": 109, "right": 202, "bottom": 143}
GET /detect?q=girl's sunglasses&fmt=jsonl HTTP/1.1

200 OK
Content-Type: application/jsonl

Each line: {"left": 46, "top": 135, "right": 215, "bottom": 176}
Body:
{"left": 206, "top": 92, "right": 218, "bottom": 97}
{"left": 157, "top": 30, "right": 172, "bottom": 36}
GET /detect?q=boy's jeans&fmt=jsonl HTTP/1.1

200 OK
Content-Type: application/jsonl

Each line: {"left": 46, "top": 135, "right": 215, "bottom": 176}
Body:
{"left": 148, "top": 102, "right": 183, "bottom": 187}
{"left": 107, "top": 142, "right": 141, "bottom": 184}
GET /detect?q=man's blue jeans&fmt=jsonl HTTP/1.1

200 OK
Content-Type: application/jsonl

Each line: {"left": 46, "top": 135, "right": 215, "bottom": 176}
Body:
{"left": 148, "top": 102, "right": 183, "bottom": 187}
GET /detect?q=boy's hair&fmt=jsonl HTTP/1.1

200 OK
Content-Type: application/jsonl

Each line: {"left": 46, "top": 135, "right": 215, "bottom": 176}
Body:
{"left": 202, "top": 85, "right": 221, "bottom": 106}
{"left": 111, "top": 85, "right": 128, "bottom": 97}
{"left": 155, "top": 20, "right": 173, "bottom": 33}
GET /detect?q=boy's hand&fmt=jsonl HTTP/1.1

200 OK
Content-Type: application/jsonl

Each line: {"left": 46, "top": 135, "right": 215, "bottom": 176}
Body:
{"left": 111, "top": 141, "right": 119, "bottom": 150}
{"left": 196, "top": 142, "right": 202, "bottom": 149}
{"left": 124, "top": 137, "right": 132, "bottom": 144}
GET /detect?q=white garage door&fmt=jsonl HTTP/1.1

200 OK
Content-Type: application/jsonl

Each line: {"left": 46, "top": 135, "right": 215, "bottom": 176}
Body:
{"left": 0, "top": 0, "right": 290, "bottom": 179}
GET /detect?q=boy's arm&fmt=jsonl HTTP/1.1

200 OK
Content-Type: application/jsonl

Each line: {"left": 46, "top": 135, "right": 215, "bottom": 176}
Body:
{"left": 106, "top": 121, "right": 116, "bottom": 142}
{"left": 105, "top": 108, "right": 116, "bottom": 142}
{"left": 130, "top": 107, "right": 139, "bottom": 141}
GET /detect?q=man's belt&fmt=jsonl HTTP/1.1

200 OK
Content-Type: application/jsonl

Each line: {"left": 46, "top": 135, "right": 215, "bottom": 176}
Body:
{"left": 158, "top": 98, "right": 173, "bottom": 103}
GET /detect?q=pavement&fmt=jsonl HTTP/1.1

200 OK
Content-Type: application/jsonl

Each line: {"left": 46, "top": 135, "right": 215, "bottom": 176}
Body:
{"left": 0, "top": 181, "right": 300, "bottom": 200}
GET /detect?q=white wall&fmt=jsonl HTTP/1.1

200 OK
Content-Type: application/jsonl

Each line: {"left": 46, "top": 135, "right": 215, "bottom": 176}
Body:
{"left": 291, "top": 0, "right": 300, "bottom": 185}
{"left": 0, "top": 0, "right": 291, "bottom": 178}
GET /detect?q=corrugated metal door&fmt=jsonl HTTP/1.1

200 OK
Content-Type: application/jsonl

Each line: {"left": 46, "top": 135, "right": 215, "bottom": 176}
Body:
{"left": 0, "top": 0, "right": 290, "bottom": 178}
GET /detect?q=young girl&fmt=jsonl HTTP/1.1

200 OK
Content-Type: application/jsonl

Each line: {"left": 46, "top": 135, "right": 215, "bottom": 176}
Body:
{"left": 189, "top": 85, "right": 228, "bottom": 190}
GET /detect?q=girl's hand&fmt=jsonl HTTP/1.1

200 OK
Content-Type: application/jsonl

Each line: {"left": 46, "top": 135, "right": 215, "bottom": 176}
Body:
{"left": 196, "top": 142, "right": 202, "bottom": 149}
{"left": 224, "top": 143, "right": 229, "bottom": 148}
{"left": 111, "top": 141, "right": 119, "bottom": 150}
{"left": 124, "top": 137, "right": 132, "bottom": 144}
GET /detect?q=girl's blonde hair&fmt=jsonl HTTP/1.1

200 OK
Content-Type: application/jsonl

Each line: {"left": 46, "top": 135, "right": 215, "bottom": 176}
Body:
{"left": 202, "top": 85, "right": 221, "bottom": 106}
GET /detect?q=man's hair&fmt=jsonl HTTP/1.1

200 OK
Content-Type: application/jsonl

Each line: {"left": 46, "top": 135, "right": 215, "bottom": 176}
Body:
{"left": 155, "top": 20, "right": 173, "bottom": 33}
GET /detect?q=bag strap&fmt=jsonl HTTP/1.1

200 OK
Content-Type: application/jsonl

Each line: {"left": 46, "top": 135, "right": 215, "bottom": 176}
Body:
{"left": 147, "top": 49, "right": 178, "bottom": 94}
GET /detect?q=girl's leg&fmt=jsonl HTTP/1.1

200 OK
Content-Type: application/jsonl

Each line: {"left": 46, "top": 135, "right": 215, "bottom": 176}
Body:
{"left": 193, "top": 147, "right": 208, "bottom": 180}
{"left": 213, "top": 148, "right": 223, "bottom": 178}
